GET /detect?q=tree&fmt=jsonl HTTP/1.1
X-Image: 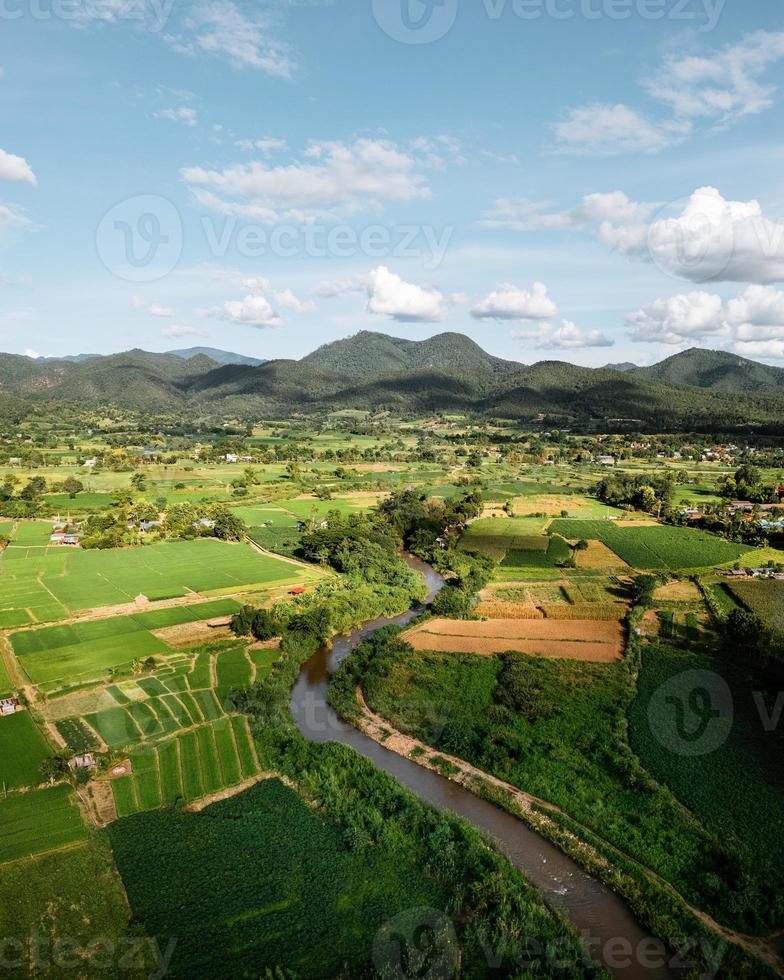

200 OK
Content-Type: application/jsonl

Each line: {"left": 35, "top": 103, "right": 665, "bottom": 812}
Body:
{"left": 62, "top": 476, "right": 83, "bottom": 499}
{"left": 130, "top": 472, "right": 147, "bottom": 492}
{"left": 209, "top": 506, "right": 247, "bottom": 542}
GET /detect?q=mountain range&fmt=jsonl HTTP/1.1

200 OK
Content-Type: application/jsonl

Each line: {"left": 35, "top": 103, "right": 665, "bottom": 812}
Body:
{"left": 3, "top": 333, "right": 783, "bottom": 432}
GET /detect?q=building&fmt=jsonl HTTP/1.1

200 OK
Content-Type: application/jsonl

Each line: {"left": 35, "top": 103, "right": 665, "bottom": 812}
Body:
{"left": 0, "top": 697, "right": 19, "bottom": 716}
{"left": 597, "top": 455, "right": 616, "bottom": 466}
{"left": 69, "top": 753, "right": 96, "bottom": 769}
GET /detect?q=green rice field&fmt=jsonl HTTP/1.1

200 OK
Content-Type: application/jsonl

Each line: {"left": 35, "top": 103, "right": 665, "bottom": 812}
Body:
{"left": 0, "top": 711, "right": 52, "bottom": 789}
{"left": 0, "top": 785, "right": 85, "bottom": 863}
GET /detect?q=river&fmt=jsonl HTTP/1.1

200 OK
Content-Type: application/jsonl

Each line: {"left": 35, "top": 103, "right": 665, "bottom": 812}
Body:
{"left": 290, "top": 555, "right": 677, "bottom": 978}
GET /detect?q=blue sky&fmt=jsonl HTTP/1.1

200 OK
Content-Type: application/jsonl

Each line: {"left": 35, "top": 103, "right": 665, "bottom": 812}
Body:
{"left": 2, "top": 0, "right": 784, "bottom": 366}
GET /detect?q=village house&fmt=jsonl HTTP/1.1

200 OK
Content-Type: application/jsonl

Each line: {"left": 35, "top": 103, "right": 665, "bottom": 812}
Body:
{"left": 0, "top": 697, "right": 19, "bottom": 716}
{"left": 69, "top": 753, "right": 97, "bottom": 770}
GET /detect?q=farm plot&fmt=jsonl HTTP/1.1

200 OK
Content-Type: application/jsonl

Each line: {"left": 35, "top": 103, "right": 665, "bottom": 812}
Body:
{"left": 403, "top": 617, "right": 624, "bottom": 661}
{"left": 0, "top": 711, "right": 51, "bottom": 789}
{"left": 0, "top": 538, "right": 302, "bottom": 622}
{"left": 0, "top": 785, "right": 85, "bottom": 863}
{"left": 500, "top": 535, "right": 572, "bottom": 570}
{"left": 111, "top": 717, "right": 259, "bottom": 815}
{"left": 458, "top": 517, "right": 551, "bottom": 559}
{"left": 726, "top": 579, "right": 784, "bottom": 631}
{"left": 548, "top": 520, "right": 750, "bottom": 570}
{"left": 10, "top": 599, "right": 240, "bottom": 687}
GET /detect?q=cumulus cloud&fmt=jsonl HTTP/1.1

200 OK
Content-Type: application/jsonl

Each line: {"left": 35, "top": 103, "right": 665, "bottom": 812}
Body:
{"left": 365, "top": 266, "right": 446, "bottom": 323}
{"left": 161, "top": 324, "right": 211, "bottom": 338}
{"left": 203, "top": 294, "right": 283, "bottom": 328}
{"left": 513, "top": 320, "right": 613, "bottom": 350}
{"left": 316, "top": 267, "right": 447, "bottom": 323}
{"left": 239, "top": 276, "right": 314, "bottom": 313}
{"left": 471, "top": 282, "right": 557, "bottom": 321}
{"left": 181, "top": 138, "right": 430, "bottom": 223}
{"left": 235, "top": 137, "right": 287, "bottom": 154}
{"left": 0, "top": 148, "right": 36, "bottom": 185}
{"left": 486, "top": 186, "right": 784, "bottom": 285}
{"left": 625, "top": 284, "right": 784, "bottom": 360}
{"left": 645, "top": 186, "right": 784, "bottom": 284}
{"left": 626, "top": 291, "right": 727, "bottom": 344}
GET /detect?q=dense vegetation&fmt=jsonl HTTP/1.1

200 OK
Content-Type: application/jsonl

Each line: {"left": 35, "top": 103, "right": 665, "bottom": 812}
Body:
{"left": 336, "top": 630, "right": 782, "bottom": 934}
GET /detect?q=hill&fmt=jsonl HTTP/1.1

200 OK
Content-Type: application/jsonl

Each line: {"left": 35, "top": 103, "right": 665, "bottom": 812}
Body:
{"left": 1, "top": 335, "right": 784, "bottom": 431}
{"left": 631, "top": 348, "right": 784, "bottom": 391}
{"left": 302, "top": 330, "right": 519, "bottom": 379}
{"left": 167, "top": 347, "right": 265, "bottom": 367}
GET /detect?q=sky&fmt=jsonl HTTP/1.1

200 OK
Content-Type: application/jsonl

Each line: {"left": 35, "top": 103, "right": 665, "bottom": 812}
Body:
{"left": 2, "top": 0, "right": 784, "bottom": 367}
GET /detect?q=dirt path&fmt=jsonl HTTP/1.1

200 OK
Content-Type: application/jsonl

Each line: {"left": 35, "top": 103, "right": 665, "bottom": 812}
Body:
{"left": 354, "top": 687, "right": 784, "bottom": 976}
{"left": 244, "top": 535, "right": 322, "bottom": 573}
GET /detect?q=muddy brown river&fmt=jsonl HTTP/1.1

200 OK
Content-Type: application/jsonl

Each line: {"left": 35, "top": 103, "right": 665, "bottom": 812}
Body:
{"left": 290, "top": 556, "right": 678, "bottom": 978}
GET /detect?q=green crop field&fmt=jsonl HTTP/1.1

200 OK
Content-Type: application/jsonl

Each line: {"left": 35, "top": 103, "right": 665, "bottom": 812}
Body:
{"left": 0, "top": 785, "right": 85, "bottom": 863}
{"left": 458, "top": 516, "right": 551, "bottom": 559}
{"left": 548, "top": 520, "right": 751, "bottom": 569}
{"left": 629, "top": 641, "right": 784, "bottom": 925}
{"left": 0, "top": 536, "right": 303, "bottom": 624}
{"left": 10, "top": 599, "right": 241, "bottom": 687}
{"left": 0, "top": 712, "right": 51, "bottom": 790}
{"left": 726, "top": 579, "right": 784, "bottom": 631}
{"left": 215, "top": 646, "right": 252, "bottom": 702}
{"left": 108, "top": 778, "right": 449, "bottom": 979}
{"left": 500, "top": 534, "right": 572, "bottom": 569}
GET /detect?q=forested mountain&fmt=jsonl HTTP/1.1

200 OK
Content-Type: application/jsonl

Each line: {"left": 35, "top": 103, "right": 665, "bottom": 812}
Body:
{"left": 631, "top": 348, "right": 784, "bottom": 391}
{"left": 2, "top": 335, "right": 784, "bottom": 431}
{"left": 302, "top": 330, "right": 518, "bottom": 378}
{"left": 167, "top": 347, "right": 265, "bottom": 367}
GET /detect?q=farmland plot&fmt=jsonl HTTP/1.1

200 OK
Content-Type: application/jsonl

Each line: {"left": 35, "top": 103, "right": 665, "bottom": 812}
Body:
{"left": 548, "top": 520, "right": 750, "bottom": 570}
{"left": 0, "top": 711, "right": 51, "bottom": 789}
{"left": 0, "top": 785, "right": 85, "bottom": 863}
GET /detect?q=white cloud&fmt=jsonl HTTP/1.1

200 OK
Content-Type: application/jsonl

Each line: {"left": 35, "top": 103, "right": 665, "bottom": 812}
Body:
{"left": 471, "top": 281, "right": 557, "bottom": 321}
{"left": 24, "top": 348, "right": 42, "bottom": 359}
{"left": 161, "top": 324, "right": 211, "bottom": 339}
{"left": 314, "top": 276, "right": 368, "bottom": 299}
{"left": 488, "top": 186, "right": 784, "bottom": 285}
{"left": 239, "top": 276, "right": 314, "bottom": 313}
{"left": 553, "top": 31, "right": 784, "bottom": 156}
{"left": 537, "top": 320, "right": 614, "bottom": 350}
{"left": 181, "top": 138, "right": 430, "bottom": 223}
{"left": 647, "top": 31, "right": 784, "bottom": 124}
{"left": 203, "top": 294, "right": 282, "bottom": 328}
{"left": 0, "top": 148, "right": 36, "bottom": 185}
{"left": 645, "top": 187, "right": 784, "bottom": 284}
{"left": 552, "top": 103, "right": 687, "bottom": 156}
{"left": 132, "top": 296, "right": 175, "bottom": 317}
{"left": 365, "top": 266, "right": 446, "bottom": 323}
{"left": 0, "top": 203, "right": 29, "bottom": 227}
{"left": 235, "top": 137, "right": 288, "bottom": 154}
{"left": 626, "top": 291, "right": 726, "bottom": 344}
{"left": 165, "top": 0, "right": 296, "bottom": 78}
{"left": 624, "top": 284, "right": 784, "bottom": 359}
{"left": 154, "top": 106, "right": 198, "bottom": 127}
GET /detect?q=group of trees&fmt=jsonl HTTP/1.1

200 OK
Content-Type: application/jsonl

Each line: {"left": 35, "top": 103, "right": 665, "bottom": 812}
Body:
{"left": 718, "top": 464, "right": 783, "bottom": 504}
{"left": 80, "top": 502, "right": 247, "bottom": 549}
{"left": 593, "top": 473, "right": 675, "bottom": 516}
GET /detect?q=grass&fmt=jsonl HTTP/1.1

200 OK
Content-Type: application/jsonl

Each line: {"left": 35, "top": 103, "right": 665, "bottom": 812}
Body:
{"left": 0, "top": 785, "right": 85, "bottom": 863}
{"left": 548, "top": 520, "right": 751, "bottom": 570}
{"left": 107, "top": 778, "right": 449, "bottom": 979}
{"left": 0, "top": 712, "right": 51, "bottom": 789}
